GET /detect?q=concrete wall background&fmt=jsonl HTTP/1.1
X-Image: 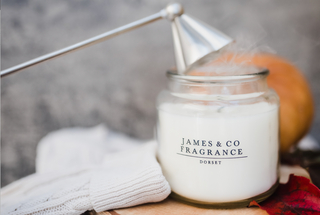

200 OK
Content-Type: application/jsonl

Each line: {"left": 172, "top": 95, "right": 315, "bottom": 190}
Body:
{"left": 2, "top": 0, "right": 320, "bottom": 187}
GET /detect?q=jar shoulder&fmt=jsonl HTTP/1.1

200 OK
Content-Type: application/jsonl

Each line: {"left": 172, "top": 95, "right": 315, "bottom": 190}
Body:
{"left": 157, "top": 89, "right": 279, "bottom": 116}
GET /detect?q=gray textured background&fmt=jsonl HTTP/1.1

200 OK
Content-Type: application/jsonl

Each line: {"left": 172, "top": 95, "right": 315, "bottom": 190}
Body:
{"left": 2, "top": 0, "right": 320, "bottom": 187}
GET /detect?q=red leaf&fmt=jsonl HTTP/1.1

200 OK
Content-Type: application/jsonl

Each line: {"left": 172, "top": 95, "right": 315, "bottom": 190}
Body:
{"left": 249, "top": 174, "right": 320, "bottom": 215}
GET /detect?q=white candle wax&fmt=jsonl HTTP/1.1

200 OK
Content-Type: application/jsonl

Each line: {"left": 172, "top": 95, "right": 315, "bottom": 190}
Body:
{"left": 157, "top": 102, "right": 279, "bottom": 203}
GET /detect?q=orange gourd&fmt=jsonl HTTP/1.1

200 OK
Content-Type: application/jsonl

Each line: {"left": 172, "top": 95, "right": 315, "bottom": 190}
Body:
{"left": 206, "top": 53, "right": 314, "bottom": 153}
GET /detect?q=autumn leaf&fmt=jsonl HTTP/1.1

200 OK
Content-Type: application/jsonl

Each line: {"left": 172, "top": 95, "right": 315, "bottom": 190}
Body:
{"left": 249, "top": 175, "right": 320, "bottom": 214}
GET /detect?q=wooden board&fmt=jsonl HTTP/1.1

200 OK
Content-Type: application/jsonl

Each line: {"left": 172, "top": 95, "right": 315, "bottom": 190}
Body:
{"left": 101, "top": 197, "right": 268, "bottom": 215}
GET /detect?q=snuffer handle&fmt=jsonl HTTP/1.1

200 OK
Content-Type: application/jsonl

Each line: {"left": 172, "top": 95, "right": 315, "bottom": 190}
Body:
{"left": 1, "top": 3, "right": 183, "bottom": 78}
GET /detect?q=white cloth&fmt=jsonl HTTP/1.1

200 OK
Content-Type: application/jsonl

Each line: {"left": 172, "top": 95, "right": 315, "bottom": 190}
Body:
{"left": 297, "top": 134, "right": 320, "bottom": 150}
{"left": 1, "top": 125, "right": 171, "bottom": 215}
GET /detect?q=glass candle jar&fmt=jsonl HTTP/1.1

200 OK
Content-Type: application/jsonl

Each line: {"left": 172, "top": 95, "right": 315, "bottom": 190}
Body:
{"left": 156, "top": 66, "right": 280, "bottom": 208}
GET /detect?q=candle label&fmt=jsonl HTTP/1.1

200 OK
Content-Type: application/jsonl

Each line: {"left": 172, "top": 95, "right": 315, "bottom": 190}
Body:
{"left": 177, "top": 138, "right": 247, "bottom": 164}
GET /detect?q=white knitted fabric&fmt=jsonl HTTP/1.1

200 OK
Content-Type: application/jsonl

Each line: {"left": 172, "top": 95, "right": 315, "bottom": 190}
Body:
{"left": 1, "top": 125, "right": 171, "bottom": 215}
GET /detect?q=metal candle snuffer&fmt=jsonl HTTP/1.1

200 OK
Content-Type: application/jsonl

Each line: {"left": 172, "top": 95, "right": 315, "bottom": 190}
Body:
{"left": 2, "top": 3, "right": 280, "bottom": 208}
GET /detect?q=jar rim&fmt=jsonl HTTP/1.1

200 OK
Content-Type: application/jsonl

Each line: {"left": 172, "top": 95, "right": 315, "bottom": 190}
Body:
{"left": 167, "top": 66, "right": 269, "bottom": 83}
